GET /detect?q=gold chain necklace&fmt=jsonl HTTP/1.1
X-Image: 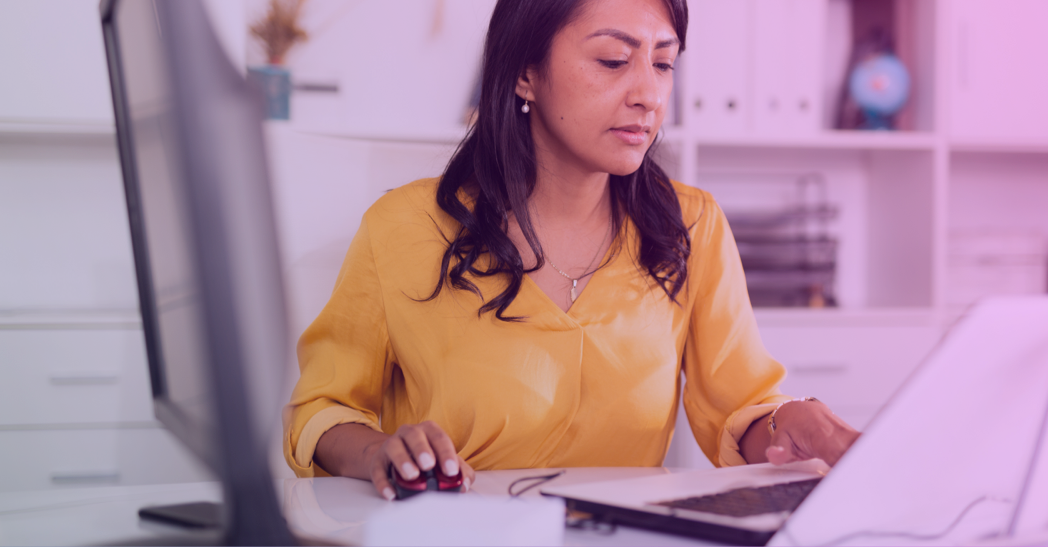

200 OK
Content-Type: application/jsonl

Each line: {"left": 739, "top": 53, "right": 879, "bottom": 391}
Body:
{"left": 547, "top": 220, "right": 613, "bottom": 303}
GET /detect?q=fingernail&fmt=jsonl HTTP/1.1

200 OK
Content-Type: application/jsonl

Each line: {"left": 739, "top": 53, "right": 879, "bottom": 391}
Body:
{"left": 418, "top": 452, "right": 435, "bottom": 470}
{"left": 444, "top": 459, "right": 459, "bottom": 476}
{"left": 463, "top": 477, "right": 471, "bottom": 491}
{"left": 402, "top": 462, "right": 419, "bottom": 479}
{"left": 382, "top": 487, "right": 395, "bottom": 501}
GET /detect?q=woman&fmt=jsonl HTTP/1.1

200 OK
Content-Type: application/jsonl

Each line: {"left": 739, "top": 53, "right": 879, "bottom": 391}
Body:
{"left": 283, "top": 0, "right": 859, "bottom": 501}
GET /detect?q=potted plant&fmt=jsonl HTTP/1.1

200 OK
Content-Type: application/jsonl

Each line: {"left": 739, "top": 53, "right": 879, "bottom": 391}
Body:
{"left": 248, "top": 0, "right": 308, "bottom": 120}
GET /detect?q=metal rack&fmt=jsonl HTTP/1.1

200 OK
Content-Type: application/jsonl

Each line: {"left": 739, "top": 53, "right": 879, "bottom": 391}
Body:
{"left": 723, "top": 173, "right": 839, "bottom": 308}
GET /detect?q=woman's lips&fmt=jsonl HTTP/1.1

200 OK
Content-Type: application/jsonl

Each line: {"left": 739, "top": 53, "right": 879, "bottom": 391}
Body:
{"left": 610, "top": 126, "right": 650, "bottom": 146}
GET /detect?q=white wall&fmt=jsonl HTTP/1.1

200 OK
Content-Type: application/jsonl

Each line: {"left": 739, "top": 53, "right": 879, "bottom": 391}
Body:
{"left": 245, "top": 0, "right": 495, "bottom": 136}
{"left": 0, "top": 0, "right": 113, "bottom": 124}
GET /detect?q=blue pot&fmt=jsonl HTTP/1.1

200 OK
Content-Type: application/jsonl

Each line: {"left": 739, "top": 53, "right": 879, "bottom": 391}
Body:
{"left": 248, "top": 65, "right": 292, "bottom": 120}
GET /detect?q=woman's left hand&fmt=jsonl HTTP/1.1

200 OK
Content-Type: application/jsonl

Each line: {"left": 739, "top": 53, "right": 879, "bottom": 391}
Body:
{"left": 741, "top": 399, "right": 861, "bottom": 467}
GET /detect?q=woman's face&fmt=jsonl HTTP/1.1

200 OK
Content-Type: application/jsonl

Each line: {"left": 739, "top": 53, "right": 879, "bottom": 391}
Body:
{"left": 520, "top": 0, "right": 679, "bottom": 179}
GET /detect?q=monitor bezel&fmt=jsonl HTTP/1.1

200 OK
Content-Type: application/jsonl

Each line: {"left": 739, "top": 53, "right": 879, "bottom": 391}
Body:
{"left": 100, "top": 0, "right": 220, "bottom": 470}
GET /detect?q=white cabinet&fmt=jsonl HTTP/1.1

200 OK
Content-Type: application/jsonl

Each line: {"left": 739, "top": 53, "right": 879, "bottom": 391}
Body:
{"left": 758, "top": 314, "right": 943, "bottom": 430}
{"left": 0, "top": 329, "right": 154, "bottom": 426}
{"left": 948, "top": 0, "right": 1048, "bottom": 144}
{"left": 0, "top": 134, "right": 211, "bottom": 491}
{"left": 0, "top": 429, "right": 212, "bottom": 492}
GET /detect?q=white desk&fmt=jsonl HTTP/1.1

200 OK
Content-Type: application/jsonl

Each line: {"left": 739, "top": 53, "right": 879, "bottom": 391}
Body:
{"left": 0, "top": 468, "right": 713, "bottom": 546}
{"left": 4, "top": 467, "right": 1047, "bottom": 546}
{"left": 0, "top": 482, "right": 223, "bottom": 546}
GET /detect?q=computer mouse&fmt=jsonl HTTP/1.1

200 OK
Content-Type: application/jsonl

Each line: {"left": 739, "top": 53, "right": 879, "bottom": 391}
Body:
{"left": 389, "top": 464, "right": 464, "bottom": 500}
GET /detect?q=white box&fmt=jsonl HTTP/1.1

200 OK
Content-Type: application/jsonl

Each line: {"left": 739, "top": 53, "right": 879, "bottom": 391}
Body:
{"left": 946, "top": 232, "right": 1048, "bottom": 306}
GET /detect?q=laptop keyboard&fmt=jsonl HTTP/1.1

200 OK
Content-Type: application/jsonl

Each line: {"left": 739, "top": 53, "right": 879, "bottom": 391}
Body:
{"left": 653, "top": 478, "right": 823, "bottom": 518}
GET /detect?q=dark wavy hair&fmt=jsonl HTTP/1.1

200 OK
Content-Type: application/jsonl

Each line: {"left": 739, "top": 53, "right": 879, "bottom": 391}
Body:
{"left": 426, "top": 0, "right": 691, "bottom": 321}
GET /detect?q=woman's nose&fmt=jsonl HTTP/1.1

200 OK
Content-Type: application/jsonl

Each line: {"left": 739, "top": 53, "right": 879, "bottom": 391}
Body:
{"left": 627, "top": 62, "right": 664, "bottom": 112}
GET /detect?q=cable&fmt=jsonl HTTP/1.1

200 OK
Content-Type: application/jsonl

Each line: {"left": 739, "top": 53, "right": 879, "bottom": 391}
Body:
{"left": 1005, "top": 340, "right": 1048, "bottom": 537}
{"left": 507, "top": 470, "right": 566, "bottom": 498}
{"left": 781, "top": 495, "right": 1009, "bottom": 546}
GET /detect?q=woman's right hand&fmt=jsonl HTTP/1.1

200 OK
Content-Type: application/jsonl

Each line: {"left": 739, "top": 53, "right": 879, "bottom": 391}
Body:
{"left": 362, "top": 421, "right": 475, "bottom": 501}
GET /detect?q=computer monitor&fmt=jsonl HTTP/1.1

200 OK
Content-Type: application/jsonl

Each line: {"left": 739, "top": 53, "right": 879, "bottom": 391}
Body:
{"left": 100, "top": 0, "right": 294, "bottom": 544}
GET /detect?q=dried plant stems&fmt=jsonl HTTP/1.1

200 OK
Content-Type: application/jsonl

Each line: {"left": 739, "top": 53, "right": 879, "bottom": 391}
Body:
{"left": 250, "top": 0, "right": 308, "bottom": 65}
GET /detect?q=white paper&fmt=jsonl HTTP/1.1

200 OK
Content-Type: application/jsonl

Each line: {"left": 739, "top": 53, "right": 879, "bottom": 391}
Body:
{"left": 363, "top": 492, "right": 565, "bottom": 547}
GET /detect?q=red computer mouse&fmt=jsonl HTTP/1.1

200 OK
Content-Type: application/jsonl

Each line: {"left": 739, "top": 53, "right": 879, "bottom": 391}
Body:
{"left": 390, "top": 464, "right": 464, "bottom": 500}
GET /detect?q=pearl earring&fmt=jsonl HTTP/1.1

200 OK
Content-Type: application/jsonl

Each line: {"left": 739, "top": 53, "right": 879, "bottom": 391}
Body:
{"left": 521, "top": 99, "right": 530, "bottom": 114}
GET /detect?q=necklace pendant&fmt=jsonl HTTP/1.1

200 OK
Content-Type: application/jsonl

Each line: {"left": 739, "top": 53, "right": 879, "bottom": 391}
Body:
{"left": 570, "top": 279, "right": 578, "bottom": 303}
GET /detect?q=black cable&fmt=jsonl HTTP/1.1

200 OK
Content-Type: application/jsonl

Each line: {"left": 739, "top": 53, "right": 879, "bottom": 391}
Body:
{"left": 507, "top": 470, "right": 566, "bottom": 497}
{"left": 505, "top": 471, "right": 618, "bottom": 534}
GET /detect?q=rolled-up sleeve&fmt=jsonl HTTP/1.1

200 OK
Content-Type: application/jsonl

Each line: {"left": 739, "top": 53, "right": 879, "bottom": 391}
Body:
{"left": 679, "top": 192, "right": 792, "bottom": 467}
{"left": 282, "top": 216, "right": 396, "bottom": 477}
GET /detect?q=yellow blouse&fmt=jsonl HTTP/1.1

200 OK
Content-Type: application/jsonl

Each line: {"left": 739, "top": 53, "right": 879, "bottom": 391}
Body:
{"left": 283, "top": 178, "right": 792, "bottom": 477}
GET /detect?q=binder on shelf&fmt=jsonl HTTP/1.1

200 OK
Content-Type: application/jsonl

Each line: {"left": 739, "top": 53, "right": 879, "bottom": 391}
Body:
{"left": 686, "top": 0, "right": 824, "bottom": 137}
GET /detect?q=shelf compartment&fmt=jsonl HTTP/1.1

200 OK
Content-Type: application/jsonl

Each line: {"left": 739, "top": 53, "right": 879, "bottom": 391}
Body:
{"left": 685, "top": 146, "right": 936, "bottom": 309}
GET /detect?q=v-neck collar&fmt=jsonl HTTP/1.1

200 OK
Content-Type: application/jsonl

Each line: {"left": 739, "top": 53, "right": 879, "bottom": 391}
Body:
{"left": 521, "top": 220, "right": 629, "bottom": 320}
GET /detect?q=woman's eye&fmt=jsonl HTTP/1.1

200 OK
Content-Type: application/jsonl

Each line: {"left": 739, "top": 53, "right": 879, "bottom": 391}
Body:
{"left": 598, "top": 60, "right": 628, "bottom": 69}
{"left": 655, "top": 62, "right": 675, "bottom": 73}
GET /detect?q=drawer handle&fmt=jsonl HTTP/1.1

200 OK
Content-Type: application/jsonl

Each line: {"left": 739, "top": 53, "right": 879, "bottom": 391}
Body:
{"left": 791, "top": 363, "right": 849, "bottom": 375}
{"left": 51, "top": 471, "right": 121, "bottom": 484}
{"left": 49, "top": 372, "right": 119, "bottom": 385}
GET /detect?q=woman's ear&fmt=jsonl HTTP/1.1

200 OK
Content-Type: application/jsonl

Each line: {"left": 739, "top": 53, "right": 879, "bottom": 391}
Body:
{"left": 515, "top": 67, "right": 538, "bottom": 102}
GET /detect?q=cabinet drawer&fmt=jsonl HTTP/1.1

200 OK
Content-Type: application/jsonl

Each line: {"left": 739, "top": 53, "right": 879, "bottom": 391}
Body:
{"left": 759, "top": 324, "right": 942, "bottom": 413}
{"left": 0, "top": 427, "right": 213, "bottom": 492}
{"left": 0, "top": 329, "right": 154, "bottom": 425}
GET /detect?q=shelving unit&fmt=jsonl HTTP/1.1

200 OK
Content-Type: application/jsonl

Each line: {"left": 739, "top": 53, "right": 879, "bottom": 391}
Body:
{"left": 658, "top": 0, "right": 1048, "bottom": 466}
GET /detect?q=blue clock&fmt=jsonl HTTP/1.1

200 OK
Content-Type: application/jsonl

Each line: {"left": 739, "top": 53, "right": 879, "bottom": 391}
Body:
{"left": 848, "top": 53, "right": 911, "bottom": 130}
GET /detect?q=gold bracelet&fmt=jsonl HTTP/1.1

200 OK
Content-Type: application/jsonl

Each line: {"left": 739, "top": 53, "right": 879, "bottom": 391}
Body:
{"left": 767, "top": 397, "right": 819, "bottom": 436}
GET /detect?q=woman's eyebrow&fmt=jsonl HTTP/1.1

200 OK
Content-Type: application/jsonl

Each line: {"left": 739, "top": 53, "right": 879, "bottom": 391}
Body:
{"left": 585, "top": 28, "right": 680, "bottom": 50}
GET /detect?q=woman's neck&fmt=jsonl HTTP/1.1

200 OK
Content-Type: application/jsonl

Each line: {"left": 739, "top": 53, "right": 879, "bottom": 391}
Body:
{"left": 528, "top": 156, "right": 612, "bottom": 230}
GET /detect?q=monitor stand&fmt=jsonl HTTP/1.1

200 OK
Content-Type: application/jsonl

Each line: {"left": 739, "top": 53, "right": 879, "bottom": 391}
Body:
{"left": 139, "top": 501, "right": 223, "bottom": 529}
{"left": 105, "top": 502, "right": 225, "bottom": 546}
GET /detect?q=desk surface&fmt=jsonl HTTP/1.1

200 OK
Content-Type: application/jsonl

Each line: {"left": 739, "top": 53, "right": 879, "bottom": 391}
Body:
{"left": 0, "top": 482, "right": 223, "bottom": 546}
{"left": 4, "top": 467, "right": 1047, "bottom": 546}
{"left": 0, "top": 468, "right": 712, "bottom": 547}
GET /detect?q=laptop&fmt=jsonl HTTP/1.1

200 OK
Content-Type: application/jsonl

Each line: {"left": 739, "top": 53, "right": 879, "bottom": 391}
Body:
{"left": 542, "top": 296, "right": 1048, "bottom": 545}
